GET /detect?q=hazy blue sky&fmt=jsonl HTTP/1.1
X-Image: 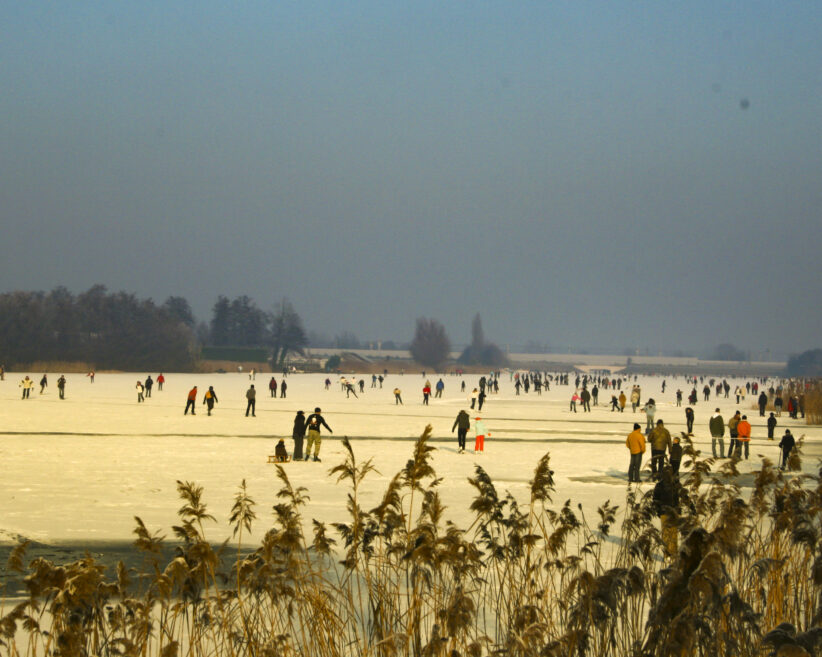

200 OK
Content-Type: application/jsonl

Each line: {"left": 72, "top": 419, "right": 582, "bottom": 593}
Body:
{"left": 2, "top": 2, "right": 821, "bottom": 357}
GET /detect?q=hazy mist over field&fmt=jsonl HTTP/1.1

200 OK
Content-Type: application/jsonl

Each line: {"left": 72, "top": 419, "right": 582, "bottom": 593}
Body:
{"left": 2, "top": 3, "right": 821, "bottom": 357}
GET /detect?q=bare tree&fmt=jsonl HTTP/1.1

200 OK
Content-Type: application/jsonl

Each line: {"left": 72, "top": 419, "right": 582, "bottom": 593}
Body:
{"left": 270, "top": 299, "right": 308, "bottom": 365}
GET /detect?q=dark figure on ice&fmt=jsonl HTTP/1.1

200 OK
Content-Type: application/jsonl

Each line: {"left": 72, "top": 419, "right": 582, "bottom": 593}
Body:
{"left": 292, "top": 410, "right": 306, "bottom": 460}
{"left": 452, "top": 409, "right": 470, "bottom": 453}
{"left": 203, "top": 386, "right": 218, "bottom": 415}
{"left": 684, "top": 407, "right": 694, "bottom": 435}
{"left": 245, "top": 385, "right": 256, "bottom": 416}
{"left": 767, "top": 412, "right": 777, "bottom": 440}
{"left": 778, "top": 430, "right": 795, "bottom": 470}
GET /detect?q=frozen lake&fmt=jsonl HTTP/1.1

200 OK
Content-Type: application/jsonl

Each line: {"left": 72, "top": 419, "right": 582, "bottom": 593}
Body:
{"left": 1, "top": 371, "right": 818, "bottom": 548}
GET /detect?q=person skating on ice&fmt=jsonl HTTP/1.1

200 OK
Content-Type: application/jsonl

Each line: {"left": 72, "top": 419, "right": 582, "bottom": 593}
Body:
{"left": 304, "top": 407, "right": 332, "bottom": 461}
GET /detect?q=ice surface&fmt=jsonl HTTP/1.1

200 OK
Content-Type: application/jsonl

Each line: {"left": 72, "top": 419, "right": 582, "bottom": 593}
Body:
{"left": 1, "top": 371, "right": 818, "bottom": 545}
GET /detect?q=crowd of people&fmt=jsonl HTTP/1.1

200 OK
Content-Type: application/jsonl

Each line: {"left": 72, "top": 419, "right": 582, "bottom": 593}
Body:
{"left": 5, "top": 366, "right": 811, "bottom": 476}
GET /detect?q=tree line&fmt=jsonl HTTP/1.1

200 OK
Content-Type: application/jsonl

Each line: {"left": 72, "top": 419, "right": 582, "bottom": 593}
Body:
{"left": 0, "top": 286, "right": 197, "bottom": 370}
{"left": 0, "top": 287, "right": 311, "bottom": 371}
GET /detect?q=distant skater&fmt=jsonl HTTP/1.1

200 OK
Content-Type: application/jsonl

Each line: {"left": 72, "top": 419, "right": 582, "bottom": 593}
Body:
{"left": 280, "top": 380, "right": 287, "bottom": 398}
{"left": 473, "top": 416, "right": 488, "bottom": 453}
{"left": 57, "top": 375, "right": 66, "bottom": 399}
{"left": 304, "top": 407, "right": 332, "bottom": 461}
{"left": 626, "top": 423, "right": 646, "bottom": 483}
{"left": 245, "top": 385, "right": 256, "bottom": 416}
{"left": 394, "top": 387, "right": 403, "bottom": 405}
{"left": 767, "top": 412, "right": 777, "bottom": 440}
{"left": 136, "top": 380, "right": 145, "bottom": 403}
{"left": 39, "top": 374, "right": 48, "bottom": 394}
{"left": 269, "top": 377, "right": 277, "bottom": 398}
{"left": 292, "top": 410, "right": 307, "bottom": 460}
{"left": 157, "top": 373, "right": 165, "bottom": 391}
{"left": 185, "top": 386, "right": 197, "bottom": 415}
{"left": 145, "top": 375, "right": 153, "bottom": 398}
{"left": 452, "top": 409, "right": 470, "bottom": 453}
{"left": 20, "top": 376, "right": 33, "bottom": 399}
{"left": 778, "top": 430, "right": 795, "bottom": 470}
{"left": 203, "top": 386, "right": 218, "bottom": 415}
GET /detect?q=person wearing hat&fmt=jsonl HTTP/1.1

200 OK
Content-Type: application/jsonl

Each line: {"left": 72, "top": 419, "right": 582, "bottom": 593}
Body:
{"left": 274, "top": 438, "right": 289, "bottom": 462}
{"left": 626, "top": 423, "right": 646, "bottom": 483}
{"left": 304, "top": 407, "right": 332, "bottom": 462}
{"left": 473, "top": 416, "right": 488, "bottom": 453}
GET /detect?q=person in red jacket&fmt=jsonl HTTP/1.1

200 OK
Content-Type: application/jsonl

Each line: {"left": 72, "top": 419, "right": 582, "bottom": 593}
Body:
{"left": 735, "top": 415, "right": 752, "bottom": 460}
{"left": 157, "top": 373, "right": 165, "bottom": 391}
{"left": 422, "top": 383, "right": 431, "bottom": 405}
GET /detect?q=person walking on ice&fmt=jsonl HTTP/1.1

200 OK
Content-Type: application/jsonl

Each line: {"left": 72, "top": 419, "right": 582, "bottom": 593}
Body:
{"left": 20, "top": 376, "right": 33, "bottom": 399}
{"left": 473, "top": 416, "right": 489, "bottom": 453}
{"left": 292, "top": 410, "right": 306, "bottom": 461}
{"left": 626, "top": 423, "right": 646, "bottom": 483}
{"left": 136, "top": 380, "right": 145, "bottom": 403}
{"left": 245, "top": 384, "right": 257, "bottom": 416}
{"left": 203, "top": 386, "right": 218, "bottom": 415}
{"left": 452, "top": 409, "right": 470, "bottom": 453}
{"left": 57, "top": 375, "right": 66, "bottom": 399}
{"left": 185, "top": 386, "right": 198, "bottom": 415}
{"left": 394, "top": 387, "right": 403, "bottom": 404}
{"left": 304, "top": 407, "right": 332, "bottom": 462}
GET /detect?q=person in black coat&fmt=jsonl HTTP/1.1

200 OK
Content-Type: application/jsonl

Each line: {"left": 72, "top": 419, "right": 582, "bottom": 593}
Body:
{"left": 684, "top": 407, "right": 694, "bottom": 435}
{"left": 292, "top": 410, "right": 307, "bottom": 461}
{"left": 653, "top": 467, "right": 681, "bottom": 558}
{"left": 767, "top": 412, "right": 777, "bottom": 440}
{"left": 452, "top": 409, "right": 471, "bottom": 453}
{"left": 778, "top": 430, "right": 795, "bottom": 470}
{"left": 758, "top": 391, "right": 768, "bottom": 416}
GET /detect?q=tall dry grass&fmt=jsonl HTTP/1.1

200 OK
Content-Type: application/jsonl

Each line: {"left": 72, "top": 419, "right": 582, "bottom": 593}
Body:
{"left": 1, "top": 428, "right": 820, "bottom": 656}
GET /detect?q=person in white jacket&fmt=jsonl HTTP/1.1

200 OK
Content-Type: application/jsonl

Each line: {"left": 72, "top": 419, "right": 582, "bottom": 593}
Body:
{"left": 474, "top": 416, "right": 489, "bottom": 453}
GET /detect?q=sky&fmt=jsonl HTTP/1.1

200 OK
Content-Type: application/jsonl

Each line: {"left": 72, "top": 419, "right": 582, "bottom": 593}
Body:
{"left": 2, "top": 2, "right": 821, "bottom": 358}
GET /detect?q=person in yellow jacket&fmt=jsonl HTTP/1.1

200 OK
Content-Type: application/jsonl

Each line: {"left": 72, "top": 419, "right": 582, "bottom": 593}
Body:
{"left": 735, "top": 415, "right": 752, "bottom": 460}
{"left": 626, "top": 423, "right": 646, "bottom": 483}
{"left": 649, "top": 419, "right": 672, "bottom": 481}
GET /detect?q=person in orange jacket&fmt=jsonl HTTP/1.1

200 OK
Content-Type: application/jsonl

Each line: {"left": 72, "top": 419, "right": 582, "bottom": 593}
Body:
{"left": 184, "top": 386, "right": 197, "bottom": 415}
{"left": 626, "top": 423, "right": 646, "bottom": 483}
{"left": 735, "top": 414, "right": 752, "bottom": 460}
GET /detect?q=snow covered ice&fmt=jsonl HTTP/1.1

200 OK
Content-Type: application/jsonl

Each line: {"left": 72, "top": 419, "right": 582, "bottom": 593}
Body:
{"left": 1, "top": 371, "right": 819, "bottom": 547}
